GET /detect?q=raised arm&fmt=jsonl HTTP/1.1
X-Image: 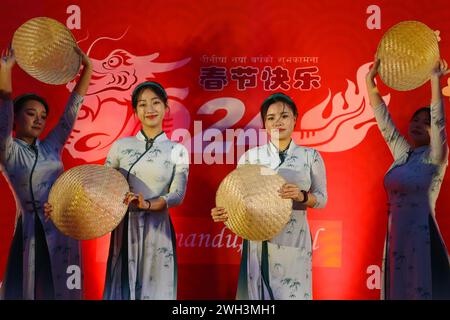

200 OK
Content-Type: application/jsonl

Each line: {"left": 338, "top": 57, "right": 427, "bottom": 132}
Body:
{"left": 366, "top": 59, "right": 411, "bottom": 160}
{"left": 72, "top": 47, "right": 93, "bottom": 97}
{"left": 0, "top": 47, "right": 16, "bottom": 163}
{"left": 429, "top": 59, "right": 449, "bottom": 165}
{"left": 44, "top": 47, "right": 92, "bottom": 152}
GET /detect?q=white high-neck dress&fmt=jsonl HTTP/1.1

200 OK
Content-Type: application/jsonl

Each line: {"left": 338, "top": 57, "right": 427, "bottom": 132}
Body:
{"left": 0, "top": 93, "right": 84, "bottom": 299}
{"left": 373, "top": 100, "right": 450, "bottom": 300}
{"left": 103, "top": 131, "right": 189, "bottom": 300}
{"left": 236, "top": 140, "right": 327, "bottom": 300}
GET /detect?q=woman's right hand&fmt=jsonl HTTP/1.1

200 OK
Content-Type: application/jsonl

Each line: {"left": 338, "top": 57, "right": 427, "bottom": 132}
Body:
{"left": 72, "top": 46, "right": 92, "bottom": 97}
{"left": 211, "top": 207, "right": 228, "bottom": 223}
{"left": 431, "top": 59, "right": 449, "bottom": 79}
{"left": 366, "top": 58, "right": 384, "bottom": 108}
{"left": 366, "top": 58, "right": 380, "bottom": 84}
{"left": 123, "top": 192, "right": 150, "bottom": 210}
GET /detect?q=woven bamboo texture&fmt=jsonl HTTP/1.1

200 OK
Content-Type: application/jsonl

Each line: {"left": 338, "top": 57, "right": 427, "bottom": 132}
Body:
{"left": 376, "top": 21, "right": 439, "bottom": 91}
{"left": 48, "top": 165, "right": 129, "bottom": 240}
{"left": 216, "top": 164, "right": 292, "bottom": 241}
{"left": 12, "top": 17, "right": 81, "bottom": 85}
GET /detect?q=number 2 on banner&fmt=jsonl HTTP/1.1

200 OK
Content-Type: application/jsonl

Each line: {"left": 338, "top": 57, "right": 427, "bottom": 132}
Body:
{"left": 193, "top": 98, "right": 263, "bottom": 154}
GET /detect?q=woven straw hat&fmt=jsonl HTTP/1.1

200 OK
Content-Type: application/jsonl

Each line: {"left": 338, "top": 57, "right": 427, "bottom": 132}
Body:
{"left": 216, "top": 164, "right": 292, "bottom": 241}
{"left": 48, "top": 165, "right": 129, "bottom": 240}
{"left": 376, "top": 21, "right": 439, "bottom": 91}
{"left": 12, "top": 17, "right": 81, "bottom": 85}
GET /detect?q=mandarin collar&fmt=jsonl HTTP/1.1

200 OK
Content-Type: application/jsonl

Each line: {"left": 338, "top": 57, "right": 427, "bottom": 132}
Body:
{"left": 15, "top": 137, "right": 41, "bottom": 149}
{"left": 412, "top": 145, "right": 428, "bottom": 154}
{"left": 136, "top": 130, "right": 167, "bottom": 143}
{"left": 267, "top": 139, "right": 296, "bottom": 156}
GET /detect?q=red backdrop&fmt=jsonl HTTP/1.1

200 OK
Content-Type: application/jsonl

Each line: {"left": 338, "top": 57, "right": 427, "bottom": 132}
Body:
{"left": 1, "top": 0, "right": 450, "bottom": 300}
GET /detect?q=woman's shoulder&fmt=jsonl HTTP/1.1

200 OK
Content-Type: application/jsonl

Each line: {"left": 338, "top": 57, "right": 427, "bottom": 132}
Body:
{"left": 245, "top": 144, "right": 268, "bottom": 154}
{"left": 108, "top": 136, "right": 140, "bottom": 152}
{"left": 242, "top": 144, "right": 268, "bottom": 157}
{"left": 162, "top": 137, "right": 187, "bottom": 148}
{"left": 293, "top": 144, "right": 321, "bottom": 156}
{"left": 290, "top": 144, "right": 324, "bottom": 166}
{"left": 237, "top": 145, "right": 268, "bottom": 165}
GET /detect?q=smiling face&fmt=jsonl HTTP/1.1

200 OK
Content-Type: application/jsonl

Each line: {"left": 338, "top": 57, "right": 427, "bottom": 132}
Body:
{"left": 264, "top": 101, "right": 297, "bottom": 142}
{"left": 408, "top": 109, "right": 431, "bottom": 148}
{"left": 14, "top": 99, "right": 47, "bottom": 140}
{"left": 135, "top": 88, "right": 167, "bottom": 130}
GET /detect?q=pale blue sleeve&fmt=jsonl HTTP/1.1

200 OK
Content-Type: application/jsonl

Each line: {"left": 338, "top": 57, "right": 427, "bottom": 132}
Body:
{"left": 237, "top": 149, "right": 258, "bottom": 166}
{"left": 310, "top": 149, "right": 327, "bottom": 209}
{"left": 0, "top": 99, "right": 14, "bottom": 164}
{"left": 237, "top": 152, "right": 249, "bottom": 167}
{"left": 373, "top": 102, "right": 411, "bottom": 160}
{"left": 43, "top": 92, "right": 84, "bottom": 154}
{"left": 429, "top": 99, "right": 448, "bottom": 165}
{"left": 104, "top": 141, "right": 120, "bottom": 169}
{"left": 161, "top": 144, "right": 189, "bottom": 208}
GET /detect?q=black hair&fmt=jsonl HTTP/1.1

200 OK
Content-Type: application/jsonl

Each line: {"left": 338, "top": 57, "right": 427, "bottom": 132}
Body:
{"left": 13, "top": 93, "right": 49, "bottom": 115}
{"left": 131, "top": 81, "right": 168, "bottom": 110}
{"left": 411, "top": 106, "right": 431, "bottom": 122}
{"left": 260, "top": 92, "right": 298, "bottom": 127}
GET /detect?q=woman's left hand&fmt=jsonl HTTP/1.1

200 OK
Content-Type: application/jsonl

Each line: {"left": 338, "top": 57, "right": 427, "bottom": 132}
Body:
{"left": 123, "top": 192, "right": 150, "bottom": 210}
{"left": 278, "top": 183, "right": 304, "bottom": 202}
{"left": 0, "top": 46, "right": 15, "bottom": 97}
{"left": 366, "top": 58, "right": 380, "bottom": 84}
{"left": 44, "top": 202, "right": 53, "bottom": 222}
{"left": 71, "top": 46, "right": 92, "bottom": 96}
{"left": 0, "top": 46, "right": 16, "bottom": 70}
{"left": 431, "top": 59, "right": 449, "bottom": 79}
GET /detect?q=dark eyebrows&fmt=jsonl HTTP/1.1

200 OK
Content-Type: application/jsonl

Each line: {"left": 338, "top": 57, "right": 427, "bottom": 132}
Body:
{"left": 412, "top": 117, "right": 431, "bottom": 125}
{"left": 137, "top": 97, "right": 162, "bottom": 103}
{"left": 266, "top": 111, "right": 290, "bottom": 117}
{"left": 25, "top": 107, "right": 47, "bottom": 115}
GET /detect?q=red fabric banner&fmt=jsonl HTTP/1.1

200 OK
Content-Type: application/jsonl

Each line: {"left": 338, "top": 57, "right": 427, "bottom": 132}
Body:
{"left": 1, "top": 0, "right": 449, "bottom": 299}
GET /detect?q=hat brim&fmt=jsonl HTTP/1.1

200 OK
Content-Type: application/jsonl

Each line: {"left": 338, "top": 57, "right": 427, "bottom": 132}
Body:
{"left": 12, "top": 17, "right": 81, "bottom": 85}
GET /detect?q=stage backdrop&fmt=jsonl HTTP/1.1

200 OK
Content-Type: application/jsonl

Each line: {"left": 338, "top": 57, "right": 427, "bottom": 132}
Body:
{"left": 1, "top": 0, "right": 450, "bottom": 299}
